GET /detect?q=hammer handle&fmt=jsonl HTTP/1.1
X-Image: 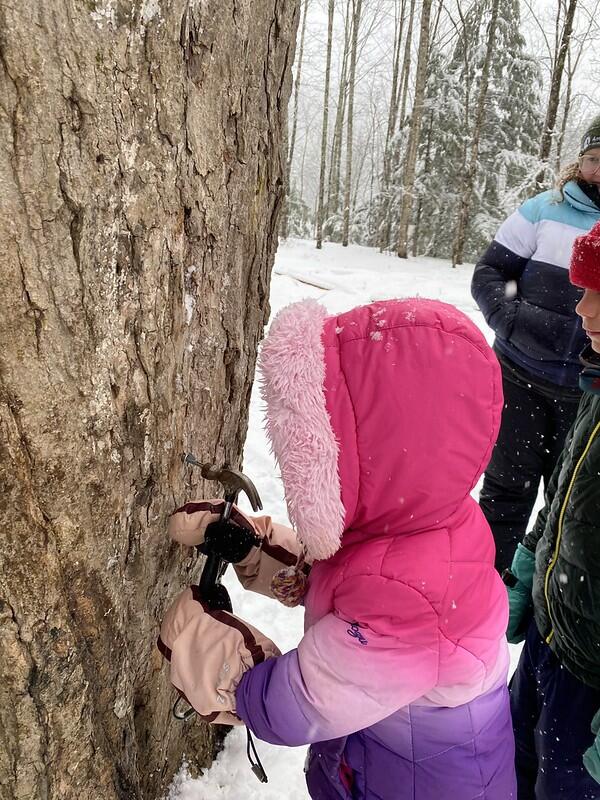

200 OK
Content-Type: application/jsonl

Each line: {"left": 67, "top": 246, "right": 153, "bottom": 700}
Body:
{"left": 199, "top": 491, "right": 238, "bottom": 606}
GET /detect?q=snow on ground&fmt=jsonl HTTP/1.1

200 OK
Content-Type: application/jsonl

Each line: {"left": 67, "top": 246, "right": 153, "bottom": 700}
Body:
{"left": 167, "top": 238, "right": 531, "bottom": 799}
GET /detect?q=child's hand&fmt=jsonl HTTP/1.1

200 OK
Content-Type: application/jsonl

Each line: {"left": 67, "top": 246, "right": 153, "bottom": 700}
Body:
{"left": 503, "top": 543, "right": 535, "bottom": 644}
{"left": 158, "top": 585, "right": 280, "bottom": 721}
{"left": 200, "top": 519, "right": 261, "bottom": 564}
{"left": 168, "top": 499, "right": 262, "bottom": 556}
{"left": 583, "top": 709, "right": 600, "bottom": 784}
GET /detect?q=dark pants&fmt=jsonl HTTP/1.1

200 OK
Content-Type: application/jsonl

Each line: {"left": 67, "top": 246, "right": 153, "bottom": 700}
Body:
{"left": 479, "top": 357, "right": 580, "bottom": 572}
{"left": 510, "top": 621, "right": 600, "bottom": 800}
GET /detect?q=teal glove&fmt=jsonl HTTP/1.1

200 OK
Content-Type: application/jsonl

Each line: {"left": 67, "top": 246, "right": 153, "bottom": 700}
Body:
{"left": 583, "top": 709, "right": 600, "bottom": 784}
{"left": 505, "top": 544, "right": 535, "bottom": 644}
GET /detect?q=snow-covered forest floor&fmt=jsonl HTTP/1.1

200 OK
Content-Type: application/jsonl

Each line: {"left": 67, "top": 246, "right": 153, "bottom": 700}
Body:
{"left": 167, "top": 238, "right": 529, "bottom": 799}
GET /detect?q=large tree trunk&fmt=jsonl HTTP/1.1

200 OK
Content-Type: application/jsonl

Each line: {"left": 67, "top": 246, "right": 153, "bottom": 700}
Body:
{"left": 0, "top": 2, "right": 298, "bottom": 800}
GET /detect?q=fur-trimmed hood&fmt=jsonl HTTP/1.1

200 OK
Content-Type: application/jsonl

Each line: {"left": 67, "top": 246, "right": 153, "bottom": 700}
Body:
{"left": 259, "top": 297, "right": 502, "bottom": 562}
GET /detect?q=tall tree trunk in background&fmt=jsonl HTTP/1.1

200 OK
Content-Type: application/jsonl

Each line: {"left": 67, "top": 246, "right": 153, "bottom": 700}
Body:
{"left": 327, "top": 0, "right": 352, "bottom": 221}
{"left": 352, "top": 104, "right": 375, "bottom": 214}
{"left": 555, "top": 43, "right": 574, "bottom": 172}
{"left": 555, "top": 0, "right": 597, "bottom": 170}
{"left": 316, "top": 0, "right": 335, "bottom": 249}
{"left": 397, "top": 0, "right": 417, "bottom": 137}
{"left": 377, "top": 0, "right": 405, "bottom": 249}
{"left": 536, "top": 0, "right": 578, "bottom": 189}
{"left": 379, "top": 0, "right": 415, "bottom": 251}
{"left": 412, "top": 108, "right": 434, "bottom": 255}
{"left": 451, "top": 0, "right": 500, "bottom": 266}
{"left": 282, "top": 0, "right": 310, "bottom": 239}
{"left": 382, "top": 0, "right": 405, "bottom": 177}
{"left": 342, "top": 0, "right": 362, "bottom": 246}
{"left": 396, "top": 0, "right": 433, "bottom": 259}
{"left": 0, "top": 2, "right": 298, "bottom": 799}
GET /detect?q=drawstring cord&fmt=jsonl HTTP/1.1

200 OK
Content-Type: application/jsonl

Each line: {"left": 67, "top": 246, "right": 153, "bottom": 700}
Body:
{"left": 172, "top": 698, "right": 267, "bottom": 783}
{"left": 246, "top": 728, "right": 268, "bottom": 783}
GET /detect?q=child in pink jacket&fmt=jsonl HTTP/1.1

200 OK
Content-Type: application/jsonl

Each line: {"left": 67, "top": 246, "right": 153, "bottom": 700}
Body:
{"left": 159, "top": 298, "right": 517, "bottom": 799}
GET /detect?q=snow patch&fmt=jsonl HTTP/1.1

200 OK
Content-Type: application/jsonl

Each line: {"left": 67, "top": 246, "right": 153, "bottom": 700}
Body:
{"left": 184, "top": 293, "right": 196, "bottom": 324}
{"left": 141, "top": 0, "right": 161, "bottom": 24}
{"left": 90, "top": 0, "right": 116, "bottom": 27}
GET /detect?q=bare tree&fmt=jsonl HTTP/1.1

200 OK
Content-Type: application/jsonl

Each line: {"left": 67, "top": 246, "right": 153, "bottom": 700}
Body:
{"left": 327, "top": 0, "right": 353, "bottom": 222}
{"left": 316, "top": 0, "right": 335, "bottom": 249}
{"left": 0, "top": 2, "right": 298, "bottom": 799}
{"left": 396, "top": 0, "right": 433, "bottom": 259}
{"left": 342, "top": 0, "right": 363, "bottom": 246}
{"left": 282, "top": 0, "right": 310, "bottom": 239}
{"left": 536, "top": 0, "right": 579, "bottom": 188}
{"left": 379, "top": 0, "right": 416, "bottom": 251}
{"left": 452, "top": 0, "right": 501, "bottom": 266}
{"left": 380, "top": 0, "right": 406, "bottom": 192}
{"left": 555, "top": 0, "right": 600, "bottom": 167}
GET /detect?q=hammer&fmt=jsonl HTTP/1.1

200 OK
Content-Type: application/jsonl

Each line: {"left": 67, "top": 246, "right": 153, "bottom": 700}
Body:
{"left": 183, "top": 453, "right": 263, "bottom": 611}
{"left": 177, "top": 453, "right": 269, "bottom": 782}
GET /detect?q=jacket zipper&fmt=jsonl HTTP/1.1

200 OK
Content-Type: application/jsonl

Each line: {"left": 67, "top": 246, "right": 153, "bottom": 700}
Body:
{"left": 544, "top": 420, "right": 600, "bottom": 644}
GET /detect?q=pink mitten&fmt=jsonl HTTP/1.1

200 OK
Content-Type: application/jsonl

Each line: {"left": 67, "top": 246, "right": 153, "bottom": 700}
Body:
{"left": 158, "top": 585, "right": 280, "bottom": 724}
{"left": 168, "top": 499, "right": 258, "bottom": 547}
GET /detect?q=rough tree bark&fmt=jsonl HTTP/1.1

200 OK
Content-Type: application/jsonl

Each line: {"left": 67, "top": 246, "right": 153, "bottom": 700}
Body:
{"left": 0, "top": 2, "right": 298, "bottom": 799}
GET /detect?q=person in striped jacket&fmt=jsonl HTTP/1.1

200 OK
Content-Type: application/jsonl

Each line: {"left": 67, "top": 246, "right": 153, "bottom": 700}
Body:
{"left": 471, "top": 115, "right": 600, "bottom": 572}
{"left": 505, "top": 219, "right": 600, "bottom": 799}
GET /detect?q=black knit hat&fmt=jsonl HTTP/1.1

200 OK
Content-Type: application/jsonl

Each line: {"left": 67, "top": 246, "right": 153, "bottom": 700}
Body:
{"left": 580, "top": 114, "right": 600, "bottom": 155}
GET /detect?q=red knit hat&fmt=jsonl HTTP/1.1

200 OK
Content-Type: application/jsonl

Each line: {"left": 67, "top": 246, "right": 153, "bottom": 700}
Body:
{"left": 570, "top": 220, "right": 600, "bottom": 292}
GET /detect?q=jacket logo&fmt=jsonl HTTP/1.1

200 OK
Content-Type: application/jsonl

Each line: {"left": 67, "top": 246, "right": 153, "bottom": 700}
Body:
{"left": 346, "top": 622, "right": 368, "bottom": 645}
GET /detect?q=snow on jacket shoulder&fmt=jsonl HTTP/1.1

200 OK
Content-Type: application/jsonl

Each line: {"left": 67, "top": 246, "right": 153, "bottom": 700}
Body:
{"left": 471, "top": 181, "right": 600, "bottom": 387}
{"left": 236, "top": 298, "right": 509, "bottom": 746}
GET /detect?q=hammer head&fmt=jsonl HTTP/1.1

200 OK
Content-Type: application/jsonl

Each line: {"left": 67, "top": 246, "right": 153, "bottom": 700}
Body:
{"left": 183, "top": 453, "right": 263, "bottom": 511}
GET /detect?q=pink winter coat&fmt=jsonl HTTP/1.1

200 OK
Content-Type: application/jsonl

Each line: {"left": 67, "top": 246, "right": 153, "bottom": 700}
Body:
{"left": 161, "top": 297, "right": 515, "bottom": 799}
{"left": 252, "top": 297, "right": 510, "bottom": 723}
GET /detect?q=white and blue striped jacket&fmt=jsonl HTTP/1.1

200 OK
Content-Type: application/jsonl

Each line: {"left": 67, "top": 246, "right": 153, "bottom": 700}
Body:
{"left": 472, "top": 181, "right": 600, "bottom": 388}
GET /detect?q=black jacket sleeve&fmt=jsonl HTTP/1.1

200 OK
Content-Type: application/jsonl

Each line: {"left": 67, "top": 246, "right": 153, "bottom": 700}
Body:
{"left": 522, "top": 410, "right": 581, "bottom": 553}
{"left": 471, "top": 240, "right": 529, "bottom": 340}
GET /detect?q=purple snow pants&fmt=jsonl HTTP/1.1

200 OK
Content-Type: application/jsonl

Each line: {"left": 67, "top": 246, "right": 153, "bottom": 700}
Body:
{"left": 305, "top": 683, "right": 516, "bottom": 800}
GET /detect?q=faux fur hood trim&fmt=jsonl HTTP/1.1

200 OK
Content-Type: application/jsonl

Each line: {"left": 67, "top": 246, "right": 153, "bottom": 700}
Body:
{"left": 259, "top": 299, "right": 345, "bottom": 561}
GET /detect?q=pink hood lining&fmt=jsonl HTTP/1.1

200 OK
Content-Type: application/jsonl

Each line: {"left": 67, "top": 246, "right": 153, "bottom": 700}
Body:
{"left": 258, "top": 299, "right": 346, "bottom": 561}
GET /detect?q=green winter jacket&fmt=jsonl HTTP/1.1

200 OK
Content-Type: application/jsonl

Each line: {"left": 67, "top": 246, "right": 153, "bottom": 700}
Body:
{"left": 524, "top": 345, "right": 600, "bottom": 689}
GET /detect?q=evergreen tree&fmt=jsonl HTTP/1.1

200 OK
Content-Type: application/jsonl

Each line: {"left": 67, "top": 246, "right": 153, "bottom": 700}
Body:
{"left": 413, "top": 0, "right": 543, "bottom": 261}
